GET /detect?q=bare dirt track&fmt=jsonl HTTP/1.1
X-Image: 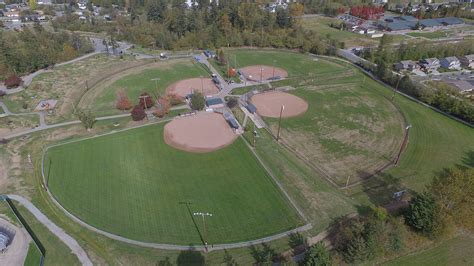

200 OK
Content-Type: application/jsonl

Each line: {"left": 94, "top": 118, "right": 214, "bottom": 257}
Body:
{"left": 166, "top": 78, "right": 219, "bottom": 98}
{"left": 251, "top": 91, "right": 308, "bottom": 118}
{"left": 240, "top": 65, "right": 288, "bottom": 81}
{"left": 164, "top": 112, "right": 237, "bottom": 153}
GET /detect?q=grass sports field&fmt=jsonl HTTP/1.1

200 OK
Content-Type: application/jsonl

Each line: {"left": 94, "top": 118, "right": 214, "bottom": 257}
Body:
{"left": 44, "top": 123, "right": 303, "bottom": 245}
{"left": 228, "top": 50, "right": 404, "bottom": 186}
{"left": 83, "top": 59, "right": 210, "bottom": 114}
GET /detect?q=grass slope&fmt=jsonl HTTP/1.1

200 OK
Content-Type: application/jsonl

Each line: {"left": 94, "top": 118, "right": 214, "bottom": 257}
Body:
{"left": 44, "top": 124, "right": 303, "bottom": 245}
{"left": 23, "top": 243, "right": 42, "bottom": 266}
{"left": 384, "top": 235, "right": 474, "bottom": 266}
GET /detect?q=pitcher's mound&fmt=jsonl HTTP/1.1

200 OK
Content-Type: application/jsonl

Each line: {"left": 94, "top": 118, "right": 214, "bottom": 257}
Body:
{"left": 240, "top": 65, "right": 288, "bottom": 81}
{"left": 250, "top": 91, "right": 308, "bottom": 118}
{"left": 166, "top": 78, "right": 219, "bottom": 98}
{"left": 164, "top": 112, "right": 238, "bottom": 153}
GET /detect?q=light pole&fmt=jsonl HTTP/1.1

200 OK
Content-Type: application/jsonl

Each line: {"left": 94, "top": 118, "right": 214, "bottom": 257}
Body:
{"left": 200, "top": 75, "right": 204, "bottom": 94}
{"left": 276, "top": 105, "right": 285, "bottom": 141}
{"left": 193, "top": 212, "right": 213, "bottom": 251}
{"left": 151, "top": 77, "right": 160, "bottom": 92}
{"left": 395, "top": 124, "right": 412, "bottom": 165}
{"left": 260, "top": 67, "right": 264, "bottom": 83}
{"left": 272, "top": 60, "right": 276, "bottom": 79}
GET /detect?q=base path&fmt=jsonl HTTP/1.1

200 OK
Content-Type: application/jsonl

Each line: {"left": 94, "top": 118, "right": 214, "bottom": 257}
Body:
{"left": 250, "top": 91, "right": 308, "bottom": 118}
{"left": 240, "top": 65, "right": 288, "bottom": 81}
{"left": 0, "top": 217, "right": 30, "bottom": 266}
{"left": 166, "top": 78, "right": 219, "bottom": 98}
{"left": 6, "top": 195, "right": 92, "bottom": 266}
{"left": 164, "top": 112, "right": 237, "bottom": 153}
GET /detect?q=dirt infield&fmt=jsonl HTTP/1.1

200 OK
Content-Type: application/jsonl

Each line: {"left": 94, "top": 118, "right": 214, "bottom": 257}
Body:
{"left": 166, "top": 78, "right": 219, "bottom": 98}
{"left": 250, "top": 91, "right": 308, "bottom": 118}
{"left": 240, "top": 65, "right": 288, "bottom": 81}
{"left": 164, "top": 112, "right": 238, "bottom": 153}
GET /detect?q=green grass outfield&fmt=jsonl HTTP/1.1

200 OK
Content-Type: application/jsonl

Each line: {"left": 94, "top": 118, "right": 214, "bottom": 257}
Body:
{"left": 44, "top": 123, "right": 303, "bottom": 245}
{"left": 91, "top": 60, "right": 210, "bottom": 113}
{"left": 227, "top": 49, "right": 474, "bottom": 201}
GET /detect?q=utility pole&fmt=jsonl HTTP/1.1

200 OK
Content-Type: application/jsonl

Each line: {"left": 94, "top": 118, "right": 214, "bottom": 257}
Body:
{"left": 273, "top": 60, "right": 276, "bottom": 79}
{"left": 200, "top": 75, "right": 204, "bottom": 94}
{"left": 193, "top": 212, "right": 213, "bottom": 252}
{"left": 276, "top": 105, "right": 285, "bottom": 141}
{"left": 395, "top": 124, "right": 412, "bottom": 165}
{"left": 139, "top": 95, "right": 149, "bottom": 120}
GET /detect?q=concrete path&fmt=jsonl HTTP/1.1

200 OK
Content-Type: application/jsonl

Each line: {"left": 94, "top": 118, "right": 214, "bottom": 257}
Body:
{"left": 6, "top": 195, "right": 92, "bottom": 266}
{"left": 0, "top": 217, "right": 31, "bottom": 266}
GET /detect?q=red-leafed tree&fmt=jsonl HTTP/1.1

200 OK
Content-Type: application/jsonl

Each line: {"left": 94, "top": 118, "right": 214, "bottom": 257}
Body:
{"left": 4, "top": 75, "right": 22, "bottom": 89}
{"left": 116, "top": 90, "right": 133, "bottom": 110}
{"left": 337, "top": 7, "right": 346, "bottom": 14}
{"left": 131, "top": 105, "right": 146, "bottom": 121}
{"left": 350, "top": 5, "right": 384, "bottom": 20}
{"left": 153, "top": 96, "right": 170, "bottom": 118}
{"left": 167, "top": 93, "right": 184, "bottom": 106}
{"left": 138, "top": 92, "right": 154, "bottom": 108}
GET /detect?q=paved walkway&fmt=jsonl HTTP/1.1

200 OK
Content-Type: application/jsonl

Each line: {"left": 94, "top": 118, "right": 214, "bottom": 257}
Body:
{"left": 6, "top": 195, "right": 92, "bottom": 266}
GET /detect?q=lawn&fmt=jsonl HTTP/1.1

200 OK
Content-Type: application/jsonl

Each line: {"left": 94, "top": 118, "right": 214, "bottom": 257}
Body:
{"left": 23, "top": 242, "right": 43, "bottom": 266}
{"left": 300, "top": 16, "right": 378, "bottom": 47}
{"left": 384, "top": 235, "right": 474, "bottom": 266}
{"left": 227, "top": 50, "right": 404, "bottom": 186}
{"left": 86, "top": 60, "right": 210, "bottom": 114}
{"left": 44, "top": 123, "right": 303, "bottom": 245}
{"left": 406, "top": 31, "right": 449, "bottom": 39}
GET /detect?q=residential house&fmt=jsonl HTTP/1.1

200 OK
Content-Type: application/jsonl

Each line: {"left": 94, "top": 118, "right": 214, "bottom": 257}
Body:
{"left": 440, "top": 57, "right": 461, "bottom": 69}
{"left": 394, "top": 60, "right": 419, "bottom": 72}
{"left": 458, "top": 54, "right": 474, "bottom": 69}
{"left": 419, "top": 58, "right": 440, "bottom": 71}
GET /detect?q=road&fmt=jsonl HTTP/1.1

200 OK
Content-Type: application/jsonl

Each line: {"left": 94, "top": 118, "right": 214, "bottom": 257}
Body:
{"left": 6, "top": 195, "right": 92, "bottom": 266}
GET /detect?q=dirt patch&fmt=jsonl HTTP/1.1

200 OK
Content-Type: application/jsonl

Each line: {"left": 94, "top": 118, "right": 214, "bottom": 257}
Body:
{"left": 163, "top": 112, "right": 237, "bottom": 153}
{"left": 166, "top": 78, "right": 219, "bottom": 98}
{"left": 240, "top": 65, "right": 288, "bottom": 81}
{"left": 0, "top": 218, "right": 31, "bottom": 266}
{"left": 250, "top": 91, "right": 308, "bottom": 118}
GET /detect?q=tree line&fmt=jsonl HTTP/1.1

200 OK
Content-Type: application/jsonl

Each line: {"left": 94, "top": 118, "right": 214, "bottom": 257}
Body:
{"left": 51, "top": 0, "right": 343, "bottom": 54}
{"left": 0, "top": 24, "right": 94, "bottom": 81}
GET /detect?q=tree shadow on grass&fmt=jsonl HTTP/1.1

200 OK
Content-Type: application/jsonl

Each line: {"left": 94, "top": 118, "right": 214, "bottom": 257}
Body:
{"left": 460, "top": 150, "right": 474, "bottom": 168}
{"left": 359, "top": 170, "right": 414, "bottom": 206}
{"left": 176, "top": 246, "right": 205, "bottom": 266}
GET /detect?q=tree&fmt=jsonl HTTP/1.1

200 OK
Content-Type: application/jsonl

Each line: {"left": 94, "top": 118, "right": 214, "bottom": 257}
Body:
{"left": 217, "top": 49, "right": 227, "bottom": 66}
{"left": 147, "top": 0, "right": 166, "bottom": 23}
{"left": 226, "top": 98, "right": 238, "bottom": 108}
{"left": 190, "top": 92, "right": 205, "bottom": 110}
{"left": 404, "top": 192, "right": 437, "bottom": 236}
{"left": 116, "top": 90, "right": 133, "bottom": 110}
{"left": 430, "top": 168, "right": 474, "bottom": 232}
{"left": 138, "top": 92, "right": 154, "bottom": 108}
{"left": 131, "top": 105, "right": 146, "bottom": 121}
{"left": 153, "top": 96, "right": 170, "bottom": 117}
{"left": 76, "top": 109, "right": 96, "bottom": 131}
{"left": 29, "top": 0, "right": 37, "bottom": 10}
{"left": 302, "top": 242, "right": 331, "bottom": 266}
{"left": 4, "top": 75, "right": 22, "bottom": 89}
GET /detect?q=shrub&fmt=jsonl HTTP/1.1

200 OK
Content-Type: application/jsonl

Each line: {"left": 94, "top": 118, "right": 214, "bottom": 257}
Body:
{"left": 138, "top": 92, "right": 154, "bottom": 108}
{"left": 190, "top": 92, "right": 205, "bottom": 110}
{"left": 116, "top": 90, "right": 133, "bottom": 110}
{"left": 153, "top": 96, "right": 170, "bottom": 118}
{"left": 226, "top": 98, "right": 238, "bottom": 108}
{"left": 131, "top": 105, "right": 146, "bottom": 121}
{"left": 4, "top": 75, "right": 22, "bottom": 89}
{"left": 167, "top": 94, "right": 184, "bottom": 106}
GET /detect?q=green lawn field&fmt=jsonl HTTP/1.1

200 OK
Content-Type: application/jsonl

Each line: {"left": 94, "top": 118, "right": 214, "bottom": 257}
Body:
{"left": 406, "top": 31, "right": 449, "bottom": 39}
{"left": 44, "top": 123, "right": 303, "bottom": 245}
{"left": 384, "top": 235, "right": 474, "bottom": 266}
{"left": 89, "top": 60, "right": 210, "bottom": 113}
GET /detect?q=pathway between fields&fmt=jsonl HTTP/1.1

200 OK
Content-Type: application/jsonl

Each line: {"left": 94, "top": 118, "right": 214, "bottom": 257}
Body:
{"left": 5, "top": 195, "right": 93, "bottom": 266}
